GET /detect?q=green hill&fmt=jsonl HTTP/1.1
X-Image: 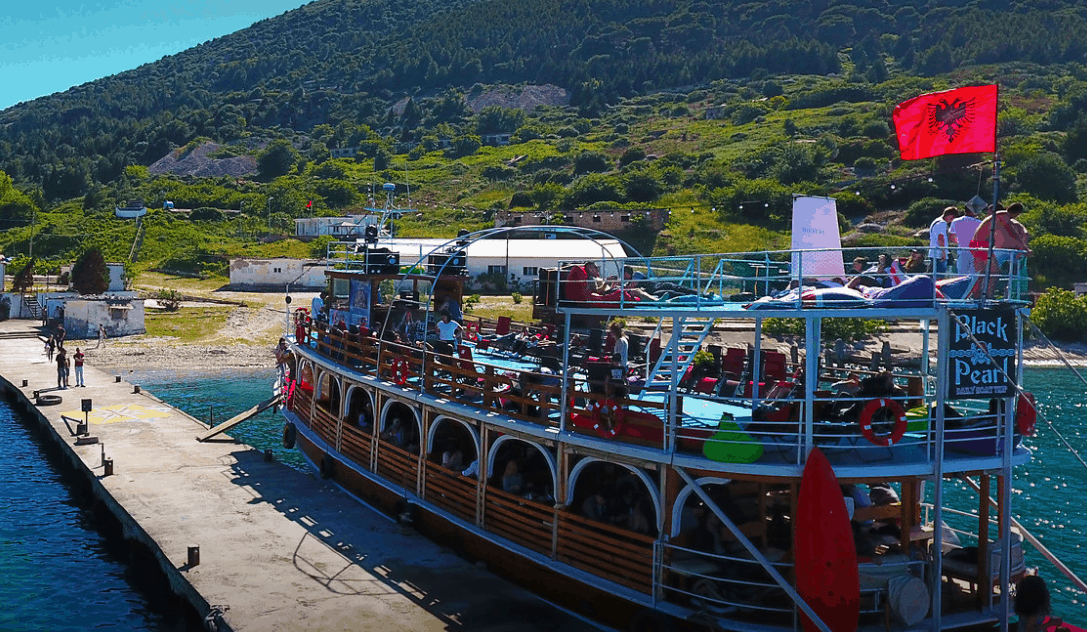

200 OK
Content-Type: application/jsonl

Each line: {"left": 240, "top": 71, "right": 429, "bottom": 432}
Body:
{"left": 2, "top": 0, "right": 1087, "bottom": 315}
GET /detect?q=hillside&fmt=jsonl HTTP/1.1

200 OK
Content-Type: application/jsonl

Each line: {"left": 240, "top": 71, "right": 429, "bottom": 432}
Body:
{"left": 2, "top": 0, "right": 1087, "bottom": 334}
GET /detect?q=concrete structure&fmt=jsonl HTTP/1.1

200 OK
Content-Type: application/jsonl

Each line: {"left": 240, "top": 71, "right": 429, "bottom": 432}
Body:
{"left": 107, "top": 263, "right": 127, "bottom": 292}
{"left": 494, "top": 208, "right": 670, "bottom": 234}
{"left": 0, "top": 320, "right": 598, "bottom": 632}
{"left": 294, "top": 215, "right": 382, "bottom": 239}
{"left": 62, "top": 297, "right": 146, "bottom": 339}
{"left": 229, "top": 258, "right": 327, "bottom": 290}
{"left": 114, "top": 201, "right": 148, "bottom": 219}
{"left": 1076, "top": 282, "right": 1087, "bottom": 298}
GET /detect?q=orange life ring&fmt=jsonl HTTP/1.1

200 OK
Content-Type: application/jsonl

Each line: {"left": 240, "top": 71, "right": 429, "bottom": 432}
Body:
{"left": 1016, "top": 392, "right": 1037, "bottom": 436}
{"left": 393, "top": 358, "right": 411, "bottom": 385}
{"left": 589, "top": 399, "right": 625, "bottom": 438}
{"left": 858, "top": 398, "right": 908, "bottom": 447}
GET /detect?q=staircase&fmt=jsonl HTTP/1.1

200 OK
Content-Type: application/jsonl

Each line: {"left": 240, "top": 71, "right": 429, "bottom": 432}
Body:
{"left": 642, "top": 316, "right": 716, "bottom": 391}
{"left": 128, "top": 216, "right": 145, "bottom": 263}
{"left": 22, "top": 294, "right": 42, "bottom": 320}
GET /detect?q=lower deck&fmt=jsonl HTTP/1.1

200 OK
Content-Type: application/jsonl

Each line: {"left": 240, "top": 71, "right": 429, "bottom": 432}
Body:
{"left": 283, "top": 348, "right": 1026, "bottom": 632}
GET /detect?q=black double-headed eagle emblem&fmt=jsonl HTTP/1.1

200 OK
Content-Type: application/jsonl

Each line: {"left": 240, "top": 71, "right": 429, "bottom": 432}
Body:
{"left": 926, "top": 98, "right": 975, "bottom": 142}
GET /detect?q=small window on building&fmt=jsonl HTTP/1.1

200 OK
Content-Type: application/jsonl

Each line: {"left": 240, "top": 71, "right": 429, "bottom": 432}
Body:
{"left": 522, "top": 266, "right": 538, "bottom": 277}
{"left": 592, "top": 215, "right": 601, "bottom": 223}
{"left": 620, "top": 215, "right": 630, "bottom": 222}
{"left": 513, "top": 216, "right": 523, "bottom": 224}
{"left": 488, "top": 265, "right": 508, "bottom": 275}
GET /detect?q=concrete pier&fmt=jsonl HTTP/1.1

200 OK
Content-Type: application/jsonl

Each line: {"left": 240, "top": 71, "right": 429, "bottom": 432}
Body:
{"left": 0, "top": 321, "right": 600, "bottom": 632}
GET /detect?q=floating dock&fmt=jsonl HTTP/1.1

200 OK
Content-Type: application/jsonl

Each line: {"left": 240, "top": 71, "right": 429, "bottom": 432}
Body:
{"left": 0, "top": 321, "right": 599, "bottom": 632}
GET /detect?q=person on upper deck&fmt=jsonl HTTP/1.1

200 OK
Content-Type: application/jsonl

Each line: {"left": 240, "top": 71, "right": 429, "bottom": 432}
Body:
{"left": 434, "top": 311, "right": 461, "bottom": 355}
{"left": 929, "top": 207, "right": 958, "bottom": 277}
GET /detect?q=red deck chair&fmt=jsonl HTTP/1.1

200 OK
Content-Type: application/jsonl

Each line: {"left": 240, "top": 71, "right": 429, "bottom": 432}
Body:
{"left": 722, "top": 347, "right": 746, "bottom": 380}
{"left": 456, "top": 345, "right": 487, "bottom": 388}
{"left": 496, "top": 316, "right": 511, "bottom": 336}
{"left": 761, "top": 350, "right": 788, "bottom": 383}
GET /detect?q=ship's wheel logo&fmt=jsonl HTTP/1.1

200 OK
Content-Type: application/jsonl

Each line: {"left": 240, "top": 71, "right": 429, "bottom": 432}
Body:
{"left": 927, "top": 98, "right": 975, "bottom": 143}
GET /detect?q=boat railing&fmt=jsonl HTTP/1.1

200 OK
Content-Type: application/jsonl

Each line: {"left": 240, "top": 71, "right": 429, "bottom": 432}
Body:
{"left": 661, "top": 542, "right": 924, "bottom": 619}
{"left": 339, "top": 420, "right": 374, "bottom": 471}
{"left": 553, "top": 247, "right": 1030, "bottom": 313}
{"left": 555, "top": 509, "right": 656, "bottom": 594}
{"left": 422, "top": 461, "right": 479, "bottom": 524}
{"left": 660, "top": 542, "right": 794, "bottom": 615}
{"left": 375, "top": 439, "right": 421, "bottom": 494}
{"left": 482, "top": 485, "right": 555, "bottom": 556}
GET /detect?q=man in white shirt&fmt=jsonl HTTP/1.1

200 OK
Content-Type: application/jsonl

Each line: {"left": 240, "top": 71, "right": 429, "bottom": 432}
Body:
{"left": 928, "top": 207, "right": 958, "bottom": 277}
{"left": 434, "top": 312, "right": 461, "bottom": 355}
{"left": 949, "top": 207, "right": 982, "bottom": 275}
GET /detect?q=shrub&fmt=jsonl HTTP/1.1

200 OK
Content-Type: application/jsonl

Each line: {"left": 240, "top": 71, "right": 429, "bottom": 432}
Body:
{"left": 903, "top": 198, "right": 958, "bottom": 228}
{"left": 1032, "top": 288, "right": 1087, "bottom": 341}
{"left": 157, "top": 288, "right": 182, "bottom": 312}
{"left": 574, "top": 151, "right": 611, "bottom": 174}
{"left": 190, "top": 207, "right": 224, "bottom": 221}
{"left": 511, "top": 292, "right": 523, "bottom": 304}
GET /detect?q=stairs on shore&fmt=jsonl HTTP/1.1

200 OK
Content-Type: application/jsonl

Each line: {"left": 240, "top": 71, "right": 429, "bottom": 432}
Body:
{"left": 22, "top": 294, "right": 42, "bottom": 320}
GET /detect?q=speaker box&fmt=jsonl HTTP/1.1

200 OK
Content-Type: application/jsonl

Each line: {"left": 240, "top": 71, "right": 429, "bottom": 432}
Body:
{"left": 361, "top": 247, "right": 400, "bottom": 274}
{"left": 428, "top": 250, "right": 467, "bottom": 276}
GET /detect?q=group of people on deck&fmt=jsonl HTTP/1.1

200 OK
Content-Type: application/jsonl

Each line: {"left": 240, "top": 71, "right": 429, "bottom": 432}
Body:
{"left": 929, "top": 203, "right": 1031, "bottom": 276}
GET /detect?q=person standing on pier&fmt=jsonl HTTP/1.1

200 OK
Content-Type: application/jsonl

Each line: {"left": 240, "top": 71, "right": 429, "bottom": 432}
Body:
{"left": 56, "top": 348, "right": 68, "bottom": 389}
{"left": 73, "top": 348, "right": 85, "bottom": 387}
{"left": 45, "top": 335, "right": 55, "bottom": 361}
{"left": 96, "top": 324, "right": 107, "bottom": 348}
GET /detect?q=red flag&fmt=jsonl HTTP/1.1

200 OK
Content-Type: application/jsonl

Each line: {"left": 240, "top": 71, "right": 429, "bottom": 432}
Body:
{"left": 892, "top": 85, "right": 998, "bottom": 160}
{"left": 306, "top": 200, "right": 313, "bottom": 209}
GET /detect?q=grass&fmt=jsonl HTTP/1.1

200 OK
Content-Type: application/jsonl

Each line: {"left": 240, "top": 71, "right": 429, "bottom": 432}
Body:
{"left": 144, "top": 306, "right": 234, "bottom": 342}
{"left": 465, "top": 295, "right": 535, "bottom": 323}
{"left": 135, "top": 271, "right": 230, "bottom": 293}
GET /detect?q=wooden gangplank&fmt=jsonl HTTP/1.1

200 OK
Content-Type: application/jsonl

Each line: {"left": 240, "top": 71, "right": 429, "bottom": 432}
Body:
{"left": 197, "top": 395, "right": 280, "bottom": 442}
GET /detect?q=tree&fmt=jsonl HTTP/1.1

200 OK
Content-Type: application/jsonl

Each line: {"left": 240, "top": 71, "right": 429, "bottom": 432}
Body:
{"left": 1015, "top": 152, "right": 1078, "bottom": 203}
{"left": 257, "top": 139, "right": 302, "bottom": 179}
{"left": 12, "top": 258, "right": 35, "bottom": 293}
{"left": 71, "top": 249, "right": 109, "bottom": 295}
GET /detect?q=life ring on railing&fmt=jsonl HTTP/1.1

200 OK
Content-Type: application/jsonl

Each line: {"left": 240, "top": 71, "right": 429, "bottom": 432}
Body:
{"left": 1016, "top": 391, "right": 1037, "bottom": 436}
{"left": 393, "top": 358, "right": 411, "bottom": 385}
{"left": 282, "top": 423, "right": 297, "bottom": 449}
{"left": 858, "top": 398, "right": 908, "bottom": 447}
{"left": 589, "top": 399, "right": 625, "bottom": 438}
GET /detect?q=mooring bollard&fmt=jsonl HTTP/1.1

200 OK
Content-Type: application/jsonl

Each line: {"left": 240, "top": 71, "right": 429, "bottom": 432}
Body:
{"left": 264, "top": 449, "right": 275, "bottom": 462}
{"left": 187, "top": 545, "right": 200, "bottom": 567}
{"left": 133, "top": 385, "right": 140, "bottom": 394}
{"left": 115, "top": 375, "right": 121, "bottom": 383}
{"left": 103, "top": 459, "right": 113, "bottom": 476}
{"left": 21, "top": 379, "right": 28, "bottom": 387}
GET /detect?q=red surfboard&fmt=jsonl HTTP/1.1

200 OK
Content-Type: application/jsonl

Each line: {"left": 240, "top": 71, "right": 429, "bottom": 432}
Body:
{"left": 795, "top": 447, "right": 860, "bottom": 632}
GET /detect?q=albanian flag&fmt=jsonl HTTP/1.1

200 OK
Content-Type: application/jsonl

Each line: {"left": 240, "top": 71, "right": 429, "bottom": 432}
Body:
{"left": 893, "top": 85, "right": 998, "bottom": 160}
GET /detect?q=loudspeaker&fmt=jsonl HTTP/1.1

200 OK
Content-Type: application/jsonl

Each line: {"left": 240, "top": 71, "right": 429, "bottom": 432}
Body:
{"left": 427, "top": 250, "right": 467, "bottom": 276}
{"left": 361, "top": 247, "right": 400, "bottom": 274}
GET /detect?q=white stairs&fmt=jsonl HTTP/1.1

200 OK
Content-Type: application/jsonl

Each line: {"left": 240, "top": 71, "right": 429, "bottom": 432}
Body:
{"left": 642, "top": 317, "right": 716, "bottom": 390}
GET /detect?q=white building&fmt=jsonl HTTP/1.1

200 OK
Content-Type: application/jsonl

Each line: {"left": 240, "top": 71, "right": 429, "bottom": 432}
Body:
{"left": 295, "top": 215, "right": 384, "bottom": 239}
{"left": 229, "top": 258, "right": 327, "bottom": 290}
{"left": 63, "top": 297, "right": 146, "bottom": 339}
{"left": 369, "top": 236, "right": 629, "bottom": 286}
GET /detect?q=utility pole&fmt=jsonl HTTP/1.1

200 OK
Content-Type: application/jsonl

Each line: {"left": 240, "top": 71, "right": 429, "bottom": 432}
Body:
{"left": 267, "top": 196, "right": 274, "bottom": 234}
{"left": 29, "top": 206, "right": 36, "bottom": 259}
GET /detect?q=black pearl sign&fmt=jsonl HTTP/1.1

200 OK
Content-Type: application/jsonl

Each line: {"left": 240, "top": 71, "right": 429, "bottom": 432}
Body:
{"left": 947, "top": 309, "right": 1018, "bottom": 399}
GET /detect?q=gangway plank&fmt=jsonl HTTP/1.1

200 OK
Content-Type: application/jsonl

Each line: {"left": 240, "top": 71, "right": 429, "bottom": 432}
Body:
{"left": 197, "top": 395, "right": 280, "bottom": 442}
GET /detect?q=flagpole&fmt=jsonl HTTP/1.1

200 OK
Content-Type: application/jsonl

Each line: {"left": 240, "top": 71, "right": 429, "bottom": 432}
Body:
{"left": 982, "top": 153, "right": 999, "bottom": 304}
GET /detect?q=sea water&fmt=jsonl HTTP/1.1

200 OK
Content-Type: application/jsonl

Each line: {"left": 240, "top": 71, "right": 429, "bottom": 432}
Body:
{"left": 0, "top": 398, "right": 197, "bottom": 632}
{"left": 120, "top": 366, "right": 1087, "bottom": 620}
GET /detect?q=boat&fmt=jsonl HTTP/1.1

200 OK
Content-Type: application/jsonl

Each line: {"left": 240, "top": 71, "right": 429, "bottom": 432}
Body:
{"left": 276, "top": 227, "right": 1071, "bottom": 631}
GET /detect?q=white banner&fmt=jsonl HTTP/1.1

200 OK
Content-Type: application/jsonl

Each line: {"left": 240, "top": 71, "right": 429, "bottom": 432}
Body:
{"left": 790, "top": 196, "right": 845, "bottom": 281}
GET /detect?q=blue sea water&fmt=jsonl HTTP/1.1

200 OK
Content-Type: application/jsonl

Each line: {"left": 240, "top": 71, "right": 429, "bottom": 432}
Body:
{"left": 0, "top": 398, "right": 196, "bottom": 632}
{"left": 24, "top": 365, "right": 1082, "bottom": 625}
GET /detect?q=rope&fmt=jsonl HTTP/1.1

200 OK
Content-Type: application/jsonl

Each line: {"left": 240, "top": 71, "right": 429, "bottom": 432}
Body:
{"left": 948, "top": 311, "right": 1087, "bottom": 474}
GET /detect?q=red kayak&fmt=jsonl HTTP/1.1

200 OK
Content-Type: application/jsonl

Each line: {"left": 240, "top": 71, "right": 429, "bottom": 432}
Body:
{"left": 795, "top": 447, "right": 860, "bottom": 632}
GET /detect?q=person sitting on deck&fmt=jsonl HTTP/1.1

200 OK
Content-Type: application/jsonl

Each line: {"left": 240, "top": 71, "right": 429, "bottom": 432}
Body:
{"left": 381, "top": 417, "right": 406, "bottom": 447}
{"left": 847, "top": 254, "right": 894, "bottom": 290}
{"left": 441, "top": 443, "right": 465, "bottom": 472}
{"left": 501, "top": 460, "right": 524, "bottom": 495}
{"left": 581, "top": 492, "right": 611, "bottom": 523}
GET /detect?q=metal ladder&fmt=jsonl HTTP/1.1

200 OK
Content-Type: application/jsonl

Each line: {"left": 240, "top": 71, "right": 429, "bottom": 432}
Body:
{"left": 642, "top": 316, "right": 716, "bottom": 390}
{"left": 22, "top": 294, "right": 42, "bottom": 319}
